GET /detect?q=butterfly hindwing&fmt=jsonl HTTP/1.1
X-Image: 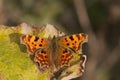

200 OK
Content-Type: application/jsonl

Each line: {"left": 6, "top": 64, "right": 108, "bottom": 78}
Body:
{"left": 34, "top": 48, "right": 51, "bottom": 71}
{"left": 57, "top": 48, "right": 73, "bottom": 67}
{"left": 21, "top": 35, "right": 49, "bottom": 55}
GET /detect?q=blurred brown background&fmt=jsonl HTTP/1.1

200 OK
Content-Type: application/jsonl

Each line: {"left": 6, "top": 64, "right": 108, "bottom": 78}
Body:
{"left": 0, "top": 0, "right": 120, "bottom": 80}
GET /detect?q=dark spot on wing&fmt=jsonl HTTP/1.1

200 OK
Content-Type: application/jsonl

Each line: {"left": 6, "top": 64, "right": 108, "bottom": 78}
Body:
{"left": 32, "top": 42, "right": 34, "bottom": 44}
{"left": 62, "top": 55, "right": 64, "bottom": 58}
{"left": 66, "top": 43, "right": 69, "bottom": 46}
{"left": 45, "top": 55, "right": 47, "bottom": 58}
{"left": 41, "top": 50, "right": 46, "bottom": 53}
{"left": 41, "top": 39, "right": 43, "bottom": 42}
{"left": 65, "top": 38, "right": 68, "bottom": 42}
{"left": 69, "top": 36, "right": 74, "bottom": 40}
{"left": 39, "top": 44, "right": 42, "bottom": 47}
{"left": 64, "top": 49, "right": 68, "bottom": 53}
{"left": 63, "top": 49, "right": 68, "bottom": 53}
{"left": 28, "top": 36, "right": 32, "bottom": 42}
{"left": 34, "top": 36, "right": 39, "bottom": 41}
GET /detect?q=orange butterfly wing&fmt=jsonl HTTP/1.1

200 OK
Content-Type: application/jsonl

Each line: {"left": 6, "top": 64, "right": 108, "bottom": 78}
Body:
{"left": 57, "top": 48, "right": 73, "bottom": 67}
{"left": 58, "top": 33, "right": 88, "bottom": 67}
{"left": 21, "top": 35, "right": 51, "bottom": 71}
{"left": 21, "top": 35, "right": 49, "bottom": 55}
{"left": 59, "top": 33, "right": 88, "bottom": 52}
{"left": 34, "top": 48, "right": 52, "bottom": 71}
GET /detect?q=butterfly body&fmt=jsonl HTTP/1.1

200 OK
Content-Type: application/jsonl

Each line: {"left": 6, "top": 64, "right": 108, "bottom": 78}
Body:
{"left": 21, "top": 33, "right": 88, "bottom": 71}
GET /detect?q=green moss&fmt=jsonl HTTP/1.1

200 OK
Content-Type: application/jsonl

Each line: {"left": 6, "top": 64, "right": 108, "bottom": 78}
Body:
{"left": 0, "top": 25, "right": 48, "bottom": 80}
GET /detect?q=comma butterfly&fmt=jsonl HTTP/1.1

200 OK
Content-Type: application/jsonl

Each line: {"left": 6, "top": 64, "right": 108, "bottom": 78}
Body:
{"left": 20, "top": 32, "right": 88, "bottom": 72}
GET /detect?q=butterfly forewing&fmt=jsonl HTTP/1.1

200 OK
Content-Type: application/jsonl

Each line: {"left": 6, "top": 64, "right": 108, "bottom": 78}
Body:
{"left": 59, "top": 33, "right": 88, "bottom": 52}
{"left": 21, "top": 35, "right": 49, "bottom": 55}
